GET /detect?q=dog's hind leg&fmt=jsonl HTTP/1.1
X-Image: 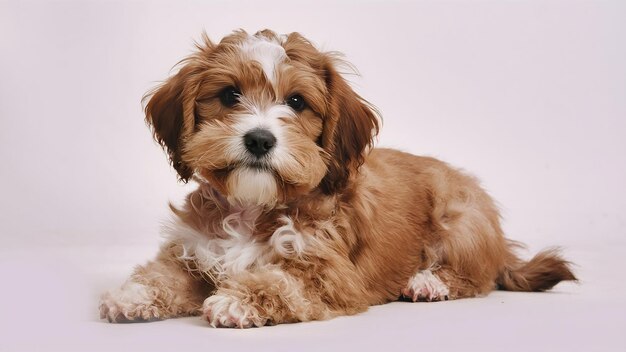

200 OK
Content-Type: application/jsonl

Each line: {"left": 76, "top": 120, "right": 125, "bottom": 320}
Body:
{"left": 401, "top": 167, "right": 510, "bottom": 302}
{"left": 401, "top": 265, "right": 490, "bottom": 301}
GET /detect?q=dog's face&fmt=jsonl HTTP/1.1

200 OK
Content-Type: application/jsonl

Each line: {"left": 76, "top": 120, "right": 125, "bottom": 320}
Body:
{"left": 145, "top": 30, "right": 379, "bottom": 206}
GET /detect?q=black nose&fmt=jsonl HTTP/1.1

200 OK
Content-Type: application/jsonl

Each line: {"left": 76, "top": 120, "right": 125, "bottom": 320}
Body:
{"left": 243, "top": 129, "right": 276, "bottom": 157}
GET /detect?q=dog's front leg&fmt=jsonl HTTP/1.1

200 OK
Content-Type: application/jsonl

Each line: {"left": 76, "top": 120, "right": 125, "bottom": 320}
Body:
{"left": 202, "top": 266, "right": 332, "bottom": 328}
{"left": 100, "top": 243, "right": 213, "bottom": 323}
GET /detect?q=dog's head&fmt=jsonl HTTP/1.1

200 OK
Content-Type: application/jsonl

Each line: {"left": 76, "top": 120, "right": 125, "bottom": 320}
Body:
{"left": 145, "top": 29, "right": 379, "bottom": 206}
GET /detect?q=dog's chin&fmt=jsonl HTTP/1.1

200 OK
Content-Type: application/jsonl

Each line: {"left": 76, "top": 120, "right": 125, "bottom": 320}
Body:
{"left": 225, "top": 166, "right": 279, "bottom": 207}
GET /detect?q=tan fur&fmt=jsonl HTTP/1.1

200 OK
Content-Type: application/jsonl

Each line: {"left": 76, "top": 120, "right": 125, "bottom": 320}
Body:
{"left": 99, "top": 243, "right": 213, "bottom": 322}
{"left": 100, "top": 29, "right": 577, "bottom": 327}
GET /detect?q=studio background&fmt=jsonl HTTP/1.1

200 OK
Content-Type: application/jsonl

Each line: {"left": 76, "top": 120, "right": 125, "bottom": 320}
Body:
{"left": 1, "top": 1, "right": 624, "bottom": 351}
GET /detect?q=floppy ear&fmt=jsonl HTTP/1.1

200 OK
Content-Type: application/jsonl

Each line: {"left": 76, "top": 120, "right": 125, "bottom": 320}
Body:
{"left": 320, "top": 58, "right": 380, "bottom": 194}
{"left": 144, "top": 36, "right": 214, "bottom": 182}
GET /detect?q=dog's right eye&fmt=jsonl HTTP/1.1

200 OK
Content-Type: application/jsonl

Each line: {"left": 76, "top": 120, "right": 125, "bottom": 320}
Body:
{"left": 219, "top": 86, "right": 241, "bottom": 107}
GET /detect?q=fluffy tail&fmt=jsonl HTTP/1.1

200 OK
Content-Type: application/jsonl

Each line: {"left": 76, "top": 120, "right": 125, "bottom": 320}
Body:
{"left": 497, "top": 247, "right": 577, "bottom": 292}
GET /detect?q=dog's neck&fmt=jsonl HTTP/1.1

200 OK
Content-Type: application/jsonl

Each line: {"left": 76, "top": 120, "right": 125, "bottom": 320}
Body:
{"left": 192, "top": 176, "right": 334, "bottom": 225}
{"left": 194, "top": 178, "right": 286, "bottom": 213}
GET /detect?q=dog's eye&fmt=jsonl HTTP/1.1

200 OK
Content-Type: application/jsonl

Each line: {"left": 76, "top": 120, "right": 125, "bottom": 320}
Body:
{"left": 286, "top": 94, "right": 306, "bottom": 112}
{"left": 219, "top": 86, "right": 241, "bottom": 107}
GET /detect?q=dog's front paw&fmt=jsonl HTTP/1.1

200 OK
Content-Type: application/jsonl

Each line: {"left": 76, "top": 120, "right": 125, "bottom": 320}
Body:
{"left": 203, "top": 293, "right": 267, "bottom": 328}
{"left": 99, "top": 282, "right": 160, "bottom": 323}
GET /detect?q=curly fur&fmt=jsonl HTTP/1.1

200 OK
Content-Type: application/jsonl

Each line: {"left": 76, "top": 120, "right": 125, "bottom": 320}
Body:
{"left": 100, "top": 29, "right": 577, "bottom": 328}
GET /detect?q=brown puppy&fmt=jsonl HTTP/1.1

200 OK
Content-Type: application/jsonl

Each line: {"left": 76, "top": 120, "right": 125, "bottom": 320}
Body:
{"left": 100, "top": 29, "right": 576, "bottom": 328}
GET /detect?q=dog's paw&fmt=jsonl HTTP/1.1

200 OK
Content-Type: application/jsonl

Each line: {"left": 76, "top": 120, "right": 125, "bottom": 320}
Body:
{"left": 402, "top": 270, "right": 450, "bottom": 302}
{"left": 203, "top": 293, "right": 267, "bottom": 328}
{"left": 99, "top": 282, "right": 161, "bottom": 323}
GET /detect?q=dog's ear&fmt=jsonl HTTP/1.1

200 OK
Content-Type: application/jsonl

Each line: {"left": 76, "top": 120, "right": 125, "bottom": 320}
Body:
{"left": 144, "top": 35, "right": 214, "bottom": 182}
{"left": 319, "top": 57, "right": 380, "bottom": 194}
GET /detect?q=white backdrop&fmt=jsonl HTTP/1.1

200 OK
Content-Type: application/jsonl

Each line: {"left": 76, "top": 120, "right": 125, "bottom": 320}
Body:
{"left": 0, "top": 1, "right": 624, "bottom": 351}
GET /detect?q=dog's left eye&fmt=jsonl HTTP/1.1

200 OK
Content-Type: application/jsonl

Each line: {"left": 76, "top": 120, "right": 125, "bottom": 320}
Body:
{"left": 286, "top": 94, "right": 306, "bottom": 112}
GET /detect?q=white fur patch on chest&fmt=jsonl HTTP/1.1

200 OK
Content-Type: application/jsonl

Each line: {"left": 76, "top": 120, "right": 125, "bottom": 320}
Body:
{"left": 239, "top": 35, "right": 286, "bottom": 85}
{"left": 164, "top": 207, "right": 305, "bottom": 281}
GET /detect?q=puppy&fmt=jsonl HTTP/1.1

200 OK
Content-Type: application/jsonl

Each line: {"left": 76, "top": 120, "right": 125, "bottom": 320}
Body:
{"left": 100, "top": 29, "right": 576, "bottom": 328}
